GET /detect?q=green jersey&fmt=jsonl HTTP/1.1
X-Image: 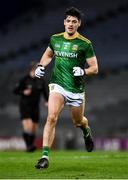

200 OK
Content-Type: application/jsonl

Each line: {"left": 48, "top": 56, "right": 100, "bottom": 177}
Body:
{"left": 49, "top": 32, "right": 95, "bottom": 93}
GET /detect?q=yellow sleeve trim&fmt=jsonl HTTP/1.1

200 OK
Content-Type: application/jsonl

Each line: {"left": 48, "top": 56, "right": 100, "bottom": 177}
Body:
{"left": 78, "top": 34, "right": 91, "bottom": 43}
{"left": 52, "top": 32, "right": 64, "bottom": 37}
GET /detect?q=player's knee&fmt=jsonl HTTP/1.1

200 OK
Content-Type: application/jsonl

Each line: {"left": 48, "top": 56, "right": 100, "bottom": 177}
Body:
{"left": 47, "top": 113, "right": 58, "bottom": 124}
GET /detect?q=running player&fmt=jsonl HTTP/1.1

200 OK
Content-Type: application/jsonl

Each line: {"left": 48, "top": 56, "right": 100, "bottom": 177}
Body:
{"left": 35, "top": 7, "right": 98, "bottom": 168}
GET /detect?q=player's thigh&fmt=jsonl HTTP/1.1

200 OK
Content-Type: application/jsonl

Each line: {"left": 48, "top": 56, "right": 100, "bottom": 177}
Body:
{"left": 48, "top": 92, "right": 65, "bottom": 117}
{"left": 70, "top": 104, "right": 84, "bottom": 123}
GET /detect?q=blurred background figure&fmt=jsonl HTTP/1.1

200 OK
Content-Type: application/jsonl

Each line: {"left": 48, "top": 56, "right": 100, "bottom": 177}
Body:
{"left": 13, "top": 62, "right": 48, "bottom": 152}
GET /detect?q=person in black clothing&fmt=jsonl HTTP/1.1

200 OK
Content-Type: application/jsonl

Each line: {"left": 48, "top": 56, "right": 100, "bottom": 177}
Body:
{"left": 13, "top": 62, "right": 48, "bottom": 152}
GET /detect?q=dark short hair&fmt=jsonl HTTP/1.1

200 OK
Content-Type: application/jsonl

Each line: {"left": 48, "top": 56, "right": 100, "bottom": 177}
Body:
{"left": 64, "top": 7, "right": 82, "bottom": 20}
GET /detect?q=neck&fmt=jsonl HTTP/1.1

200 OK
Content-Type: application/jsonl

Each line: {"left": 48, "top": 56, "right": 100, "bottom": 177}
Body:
{"left": 64, "top": 32, "right": 79, "bottom": 39}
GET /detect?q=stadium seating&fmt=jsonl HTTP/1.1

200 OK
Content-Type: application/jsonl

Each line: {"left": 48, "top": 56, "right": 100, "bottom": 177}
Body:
{"left": 0, "top": 0, "right": 128, "bottom": 150}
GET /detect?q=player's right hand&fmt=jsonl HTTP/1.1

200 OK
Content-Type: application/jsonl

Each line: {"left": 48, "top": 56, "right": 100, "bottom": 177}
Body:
{"left": 35, "top": 65, "right": 45, "bottom": 78}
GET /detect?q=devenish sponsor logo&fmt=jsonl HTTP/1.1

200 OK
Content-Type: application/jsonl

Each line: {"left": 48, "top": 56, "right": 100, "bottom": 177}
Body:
{"left": 55, "top": 50, "right": 78, "bottom": 58}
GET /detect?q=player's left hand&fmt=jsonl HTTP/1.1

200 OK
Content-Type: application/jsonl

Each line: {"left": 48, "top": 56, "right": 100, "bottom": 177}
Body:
{"left": 35, "top": 65, "right": 45, "bottom": 78}
{"left": 73, "top": 67, "right": 84, "bottom": 76}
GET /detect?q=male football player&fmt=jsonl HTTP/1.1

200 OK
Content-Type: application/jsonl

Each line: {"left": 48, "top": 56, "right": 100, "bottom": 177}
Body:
{"left": 35, "top": 7, "right": 98, "bottom": 169}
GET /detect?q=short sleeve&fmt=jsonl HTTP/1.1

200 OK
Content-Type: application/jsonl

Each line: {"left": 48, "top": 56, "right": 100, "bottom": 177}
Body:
{"left": 48, "top": 36, "right": 54, "bottom": 51}
{"left": 85, "top": 43, "right": 95, "bottom": 59}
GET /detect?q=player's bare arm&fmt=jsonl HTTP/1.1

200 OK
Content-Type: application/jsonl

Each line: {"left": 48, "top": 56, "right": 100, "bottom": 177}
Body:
{"left": 35, "top": 47, "right": 54, "bottom": 78}
{"left": 39, "top": 47, "right": 54, "bottom": 67}
{"left": 85, "top": 56, "right": 98, "bottom": 75}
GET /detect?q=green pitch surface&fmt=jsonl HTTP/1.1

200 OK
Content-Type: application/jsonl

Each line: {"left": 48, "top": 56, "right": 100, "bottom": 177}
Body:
{"left": 0, "top": 150, "right": 128, "bottom": 179}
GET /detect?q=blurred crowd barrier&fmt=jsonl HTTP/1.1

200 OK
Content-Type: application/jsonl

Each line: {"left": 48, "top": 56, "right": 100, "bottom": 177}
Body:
{"left": 0, "top": 136, "right": 128, "bottom": 151}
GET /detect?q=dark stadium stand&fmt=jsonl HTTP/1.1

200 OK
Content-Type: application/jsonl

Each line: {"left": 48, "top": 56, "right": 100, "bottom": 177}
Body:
{"left": 0, "top": 0, "right": 128, "bottom": 150}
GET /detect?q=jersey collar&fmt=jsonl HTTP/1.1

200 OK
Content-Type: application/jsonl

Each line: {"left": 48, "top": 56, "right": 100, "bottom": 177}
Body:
{"left": 64, "top": 32, "right": 79, "bottom": 40}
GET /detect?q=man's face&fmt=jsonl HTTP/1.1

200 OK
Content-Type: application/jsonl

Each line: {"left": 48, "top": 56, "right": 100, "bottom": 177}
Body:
{"left": 64, "top": 16, "right": 81, "bottom": 35}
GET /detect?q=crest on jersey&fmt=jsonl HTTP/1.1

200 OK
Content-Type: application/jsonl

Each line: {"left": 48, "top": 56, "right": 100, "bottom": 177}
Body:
{"left": 55, "top": 43, "right": 60, "bottom": 48}
{"left": 72, "top": 45, "right": 78, "bottom": 51}
{"left": 63, "top": 42, "right": 70, "bottom": 50}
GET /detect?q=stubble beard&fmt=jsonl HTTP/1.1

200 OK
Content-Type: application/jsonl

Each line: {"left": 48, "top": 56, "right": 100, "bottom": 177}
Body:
{"left": 67, "top": 31, "right": 75, "bottom": 36}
